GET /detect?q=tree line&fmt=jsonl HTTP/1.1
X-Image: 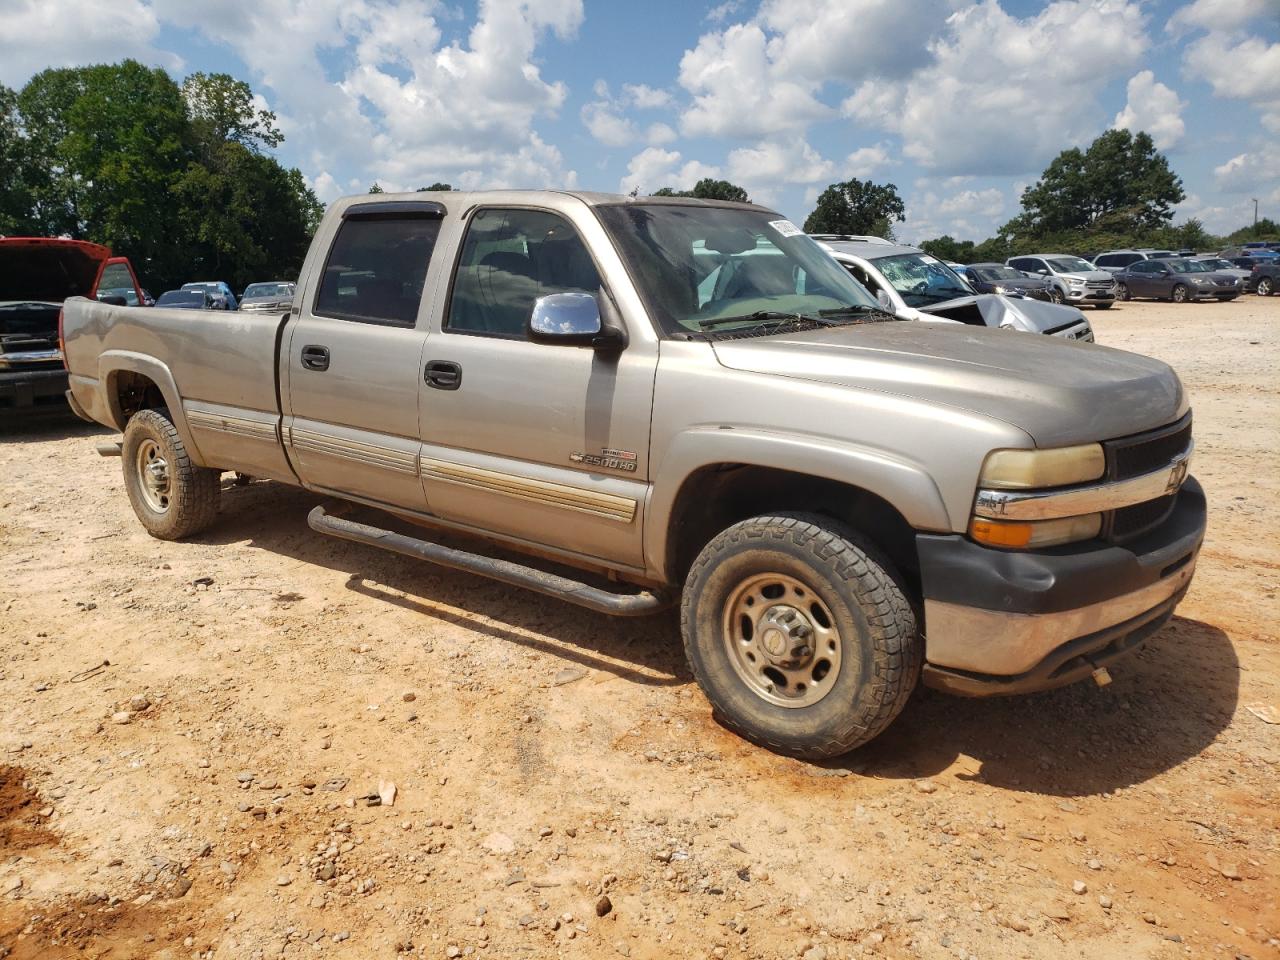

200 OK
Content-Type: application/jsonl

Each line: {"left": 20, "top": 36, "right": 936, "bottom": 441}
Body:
{"left": 0, "top": 61, "right": 324, "bottom": 294}
{"left": 649, "top": 129, "right": 1272, "bottom": 258}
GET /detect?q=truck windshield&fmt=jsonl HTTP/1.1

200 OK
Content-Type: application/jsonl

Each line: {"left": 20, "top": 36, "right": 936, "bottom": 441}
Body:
{"left": 594, "top": 204, "right": 884, "bottom": 336}
{"left": 872, "top": 253, "right": 973, "bottom": 306}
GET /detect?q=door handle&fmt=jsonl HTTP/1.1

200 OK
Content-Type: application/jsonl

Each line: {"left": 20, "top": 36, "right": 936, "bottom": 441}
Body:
{"left": 301, "top": 344, "right": 330, "bottom": 371}
{"left": 425, "top": 360, "right": 461, "bottom": 390}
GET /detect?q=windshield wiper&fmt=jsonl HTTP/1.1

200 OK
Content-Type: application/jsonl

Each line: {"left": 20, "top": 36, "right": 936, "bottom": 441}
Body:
{"left": 817, "top": 305, "right": 900, "bottom": 321}
{"left": 697, "top": 310, "right": 824, "bottom": 330}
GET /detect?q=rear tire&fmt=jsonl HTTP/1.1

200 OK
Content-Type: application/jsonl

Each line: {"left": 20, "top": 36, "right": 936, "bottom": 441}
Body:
{"left": 680, "top": 513, "right": 921, "bottom": 759}
{"left": 1258, "top": 277, "right": 1274, "bottom": 296}
{"left": 122, "top": 409, "right": 221, "bottom": 540}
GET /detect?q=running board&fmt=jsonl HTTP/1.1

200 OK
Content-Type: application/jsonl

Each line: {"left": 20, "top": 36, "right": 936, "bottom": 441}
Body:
{"left": 307, "top": 504, "right": 669, "bottom": 617}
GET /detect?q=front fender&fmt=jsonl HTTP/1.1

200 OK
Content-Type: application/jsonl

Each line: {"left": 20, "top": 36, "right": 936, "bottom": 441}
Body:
{"left": 644, "top": 427, "right": 951, "bottom": 581}
{"left": 98, "top": 351, "right": 207, "bottom": 466}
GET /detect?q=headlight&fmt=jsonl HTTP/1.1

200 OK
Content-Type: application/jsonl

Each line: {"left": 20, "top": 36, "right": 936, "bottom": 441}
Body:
{"left": 993, "top": 284, "right": 1019, "bottom": 295}
{"left": 979, "top": 443, "right": 1106, "bottom": 489}
{"left": 970, "top": 514, "right": 1102, "bottom": 549}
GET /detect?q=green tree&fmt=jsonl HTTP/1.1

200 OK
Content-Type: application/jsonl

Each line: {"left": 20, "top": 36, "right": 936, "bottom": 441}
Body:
{"left": 368, "top": 182, "right": 385, "bottom": 193}
{"left": 919, "top": 235, "right": 975, "bottom": 262}
{"left": 803, "top": 178, "right": 905, "bottom": 238}
{"left": 181, "top": 72, "right": 282, "bottom": 152}
{"left": 1013, "top": 129, "right": 1184, "bottom": 237}
{"left": 418, "top": 182, "right": 454, "bottom": 191}
{"left": 0, "top": 84, "right": 37, "bottom": 234}
{"left": 651, "top": 178, "right": 751, "bottom": 203}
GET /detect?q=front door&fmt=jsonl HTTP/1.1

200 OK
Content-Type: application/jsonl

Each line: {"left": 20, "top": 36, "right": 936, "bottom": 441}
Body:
{"left": 418, "top": 206, "right": 656, "bottom": 568}
{"left": 283, "top": 201, "right": 446, "bottom": 511}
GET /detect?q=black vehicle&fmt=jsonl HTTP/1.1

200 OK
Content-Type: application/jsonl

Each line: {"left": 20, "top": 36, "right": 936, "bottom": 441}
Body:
{"left": 963, "top": 263, "right": 1055, "bottom": 301}
{"left": 1246, "top": 261, "right": 1278, "bottom": 296}
{"left": 155, "top": 289, "right": 215, "bottom": 310}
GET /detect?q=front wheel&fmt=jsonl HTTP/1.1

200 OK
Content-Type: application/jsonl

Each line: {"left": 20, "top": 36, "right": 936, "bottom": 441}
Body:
{"left": 680, "top": 514, "right": 921, "bottom": 759}
{"left": 1258, "top": 277, "right": 1274, "bottom": 296}
{"left": 1047, "top": 287, "right": 1064, "bottom": 304}
{"left": 1095, "top": 302, "right": 1113, "bottom": 310}
{"left": 1171, "top": 283, "right": 1188, "bottom": 303}
{"left": 122, "top": 409, "right": 221, "bottom": 540}
{"left": 1115, "top": 283, "right": 1130, "bottom": 301}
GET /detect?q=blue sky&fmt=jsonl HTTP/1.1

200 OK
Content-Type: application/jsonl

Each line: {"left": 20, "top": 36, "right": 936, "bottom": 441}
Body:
{"left": 3, "top": 0, "right": 1278, "bottom": 241}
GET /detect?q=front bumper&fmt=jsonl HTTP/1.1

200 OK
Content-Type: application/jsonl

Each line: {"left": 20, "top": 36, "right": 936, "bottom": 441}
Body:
{"left": 1065, "top": 288, "right": 1116, "bottom": 303}
{"left": 918, "top": 477, "right": 1205, "bottom": 696}
{"left": 0, "top": 367, "right": 70, "bottom": 417}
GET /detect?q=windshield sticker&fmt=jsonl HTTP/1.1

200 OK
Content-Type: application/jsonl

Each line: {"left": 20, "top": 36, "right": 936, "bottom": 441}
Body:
{"left": 918, "top": 254, "right": 940, "bottom": 264}
{"left": 768, "top": 219, "right": 803, "bottom": 238}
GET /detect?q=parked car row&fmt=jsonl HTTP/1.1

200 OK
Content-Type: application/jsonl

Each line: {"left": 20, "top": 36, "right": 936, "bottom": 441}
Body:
{"left": 148, "top": 280, "right": 297, "bottom": 311}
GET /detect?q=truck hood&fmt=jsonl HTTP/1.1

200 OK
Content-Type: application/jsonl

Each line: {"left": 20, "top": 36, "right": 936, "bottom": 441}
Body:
{"left": 0, "top": 238, "right": 112, "bottom": 304}
{"left": 710, "top": 322, "right": 1184, "bottom": 447}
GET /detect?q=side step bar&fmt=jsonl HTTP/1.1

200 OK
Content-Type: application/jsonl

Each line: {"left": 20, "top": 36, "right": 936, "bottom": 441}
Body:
{"left": 307, "top": 505, "right": 669, "bottom": 617}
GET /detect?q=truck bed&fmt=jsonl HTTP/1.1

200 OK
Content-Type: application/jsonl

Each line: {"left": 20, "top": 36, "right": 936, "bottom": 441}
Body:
{"left": 62, "top": 297, "right": 296, "bottom": 481}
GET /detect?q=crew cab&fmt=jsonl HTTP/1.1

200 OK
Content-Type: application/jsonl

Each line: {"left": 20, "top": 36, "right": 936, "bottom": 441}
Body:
{"left": 0, "top": 237, "right": 143, "bottom": 421}
{"left": 61, "top": 191, "right": 1205, "bottom": 759}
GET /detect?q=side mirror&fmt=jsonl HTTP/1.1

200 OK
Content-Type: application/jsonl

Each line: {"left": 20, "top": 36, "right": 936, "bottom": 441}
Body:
{"left": 874, "top": 288, "right": 893, "bottom": 309}
{"left": 528, "top": 292, "right": 624, "bottom": 350}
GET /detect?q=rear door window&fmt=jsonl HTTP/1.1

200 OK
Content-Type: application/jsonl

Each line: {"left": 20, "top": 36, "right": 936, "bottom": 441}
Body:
{"left": 315, "top": 213, "right": 442, "bottom": 327}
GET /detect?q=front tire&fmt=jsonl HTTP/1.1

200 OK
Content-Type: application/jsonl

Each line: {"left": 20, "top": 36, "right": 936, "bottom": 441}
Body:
{"left": 122, "top": 409, "right": 221, "bottom": 540}
{"left": 1047, "top": 287, "right": 1064, "bottom": 304}
{"left": 1115, "top": 283, "right": 1130, "bottom": 301}
{"left": 1258, "top": 277, "right": 1274, "bottom": 296}
{"left": 680, "top": 513, "right": 921, "bottom": 759}
{"left": 1171, "top": 283, "right": 1188, "bottom": 303}
{"left": 1095, "top": 302, "right": 1113, "bottom": 310}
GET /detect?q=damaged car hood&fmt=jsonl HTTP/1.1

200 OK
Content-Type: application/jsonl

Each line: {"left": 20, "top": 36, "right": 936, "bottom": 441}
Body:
{"left": 919, "top": 293, "right": 1091, "bottom": 337}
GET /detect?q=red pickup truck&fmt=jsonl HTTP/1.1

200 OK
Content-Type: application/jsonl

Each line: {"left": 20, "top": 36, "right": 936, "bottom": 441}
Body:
{"left": 0, "top": 237, "right": 144, "bottom": 421}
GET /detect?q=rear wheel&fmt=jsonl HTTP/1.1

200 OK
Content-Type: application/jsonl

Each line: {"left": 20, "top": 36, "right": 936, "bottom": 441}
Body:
{"left": 1258, "top": 277, "right": 1274, "bottom": 296}
{"left": 681, "top": 513, "right": 921, "bottom": 759}
{"left": 122, "top": 409, "right": 221, "bottom": 540}
{"left": 1115, "top": 283, "right": 1130, "bottom": 301}
{"left": 1171, "top": 283, "right": 1188, "bottom": 303}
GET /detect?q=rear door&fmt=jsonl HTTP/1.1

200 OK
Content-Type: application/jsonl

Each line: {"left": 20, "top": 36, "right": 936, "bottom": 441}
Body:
{"left": 282, "top": 200, "right": 446, "bottom": 510}
{"left": 417, "top": 205, "right": 656, "bottom": 568}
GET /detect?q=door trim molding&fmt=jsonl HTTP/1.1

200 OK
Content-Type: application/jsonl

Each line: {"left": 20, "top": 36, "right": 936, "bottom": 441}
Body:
{"left": 420, "top": 456, "right": 637, "bottom": 523}
{"left": 289, "top": 425, "right": 419, "bottom": 475}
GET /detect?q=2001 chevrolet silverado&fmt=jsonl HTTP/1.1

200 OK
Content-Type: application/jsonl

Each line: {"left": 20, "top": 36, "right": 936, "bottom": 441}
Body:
{"left": 61, "top": 191, "right": 1205, "bottom": 759}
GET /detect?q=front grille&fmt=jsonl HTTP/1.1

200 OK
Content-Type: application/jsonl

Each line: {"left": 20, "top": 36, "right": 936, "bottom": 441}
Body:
{"left": 1105, "top": 414, "right": 1192, "bottom": 482}
{"left": 1109, "top": 494, "right": 1176, "bottom": 542}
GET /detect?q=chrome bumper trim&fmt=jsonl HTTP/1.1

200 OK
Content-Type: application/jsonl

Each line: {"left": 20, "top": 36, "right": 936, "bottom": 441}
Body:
{"left": 975, "top": 441, "right": 1193, "bottom": 520}
{"left": 924, "top": 556, "right": 1196, "bottom": 676}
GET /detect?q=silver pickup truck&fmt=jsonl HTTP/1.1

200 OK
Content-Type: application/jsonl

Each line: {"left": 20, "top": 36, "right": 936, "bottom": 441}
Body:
{"left": 62, "top": 191, "right": 1205, "bottom": 759}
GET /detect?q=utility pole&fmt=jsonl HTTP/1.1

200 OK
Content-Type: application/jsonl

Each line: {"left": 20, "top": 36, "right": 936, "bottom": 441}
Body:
{"left": 1253, "top": 198, "right": 1259, "bottom": 229}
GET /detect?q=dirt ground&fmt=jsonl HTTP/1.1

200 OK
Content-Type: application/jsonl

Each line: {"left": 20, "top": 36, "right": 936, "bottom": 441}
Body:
{"left": 1, "top": 297, "right": 1277, "bottom": 960}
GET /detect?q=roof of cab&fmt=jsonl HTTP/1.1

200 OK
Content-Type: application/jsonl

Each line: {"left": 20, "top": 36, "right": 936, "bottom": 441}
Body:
{"left": 336, "top": 189, "right": 774, "bottom": 214}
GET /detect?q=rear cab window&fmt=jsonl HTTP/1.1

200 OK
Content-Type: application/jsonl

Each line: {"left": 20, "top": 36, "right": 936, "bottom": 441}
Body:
{"left": 315, "top": 204, "right": 444, "bottom": 327}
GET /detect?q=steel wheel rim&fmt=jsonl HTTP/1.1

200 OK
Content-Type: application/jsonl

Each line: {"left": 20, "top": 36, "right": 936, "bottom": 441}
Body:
{"left": 722, "top": 572, "right": 842, "bottom": 709}
{"left": 136, "top": 439, "right": 172, "bottom": 513}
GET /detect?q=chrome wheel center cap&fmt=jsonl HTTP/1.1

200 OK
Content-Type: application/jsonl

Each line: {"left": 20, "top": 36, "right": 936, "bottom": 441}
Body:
{"left": 759, "top": 605, "right": 813, "bottom": 663}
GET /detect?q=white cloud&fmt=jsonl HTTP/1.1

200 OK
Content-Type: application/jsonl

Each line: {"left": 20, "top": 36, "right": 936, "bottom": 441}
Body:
{"left": 1169, "top": 0, "right": 1272, "bottom": 35}
{"left": 581, "top": 101, "right": 637, "bottom": 147}
{"left": 646, "top": 122, "right": 678, "bottom": 145}
{"left": 1113, "top": 70, "right": 1186, "bottom": 150}
{"left": 1214, "top": 143, "right": 1280, "bottom": 194}
{"left": 898, "top": 184, "right": 1010, "bottom": 244}
{"left": 619, "top": 147, "right": 720, "bottom": 195}
{"left": 845, "top": 143, "right": 892, "bottom": 178}
{"left": 706, "top": 0, "right": 742, "bottom": 23}
{"left": 678, "top": 23, "right": 831, "bottom": 138}
{"left": 727, "top": 139, "right": 834, "bottom": 186}
{"left": 847, "top": 0, "right": 1150, "bottom": 176}
{"left": 622, "top": 83, "right": 673, "bottom": 109}
{"left": 0, "top": 0, "right": 182, "bottom": 85}
{"left": 1178, "top": 15, "right": 1280, "bottom": 132}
